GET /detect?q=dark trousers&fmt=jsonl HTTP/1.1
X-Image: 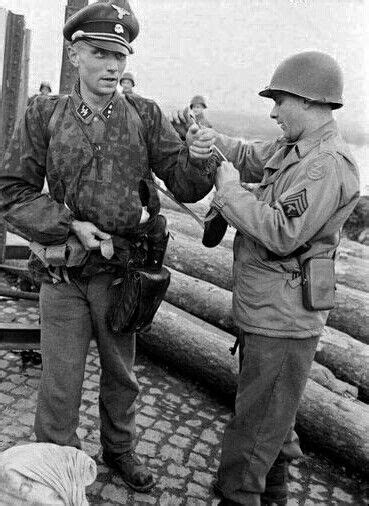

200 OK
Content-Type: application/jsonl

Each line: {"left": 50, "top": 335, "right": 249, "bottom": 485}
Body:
{"left": 34, "top": 273, "right": 139, "bottom": 453}
{"left": 217, "top": 331, "right": 319, "bottom": 505}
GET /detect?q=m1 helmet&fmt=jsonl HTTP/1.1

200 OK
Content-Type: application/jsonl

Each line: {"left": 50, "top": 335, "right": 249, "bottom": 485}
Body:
{"left": 39, "top": 81, "right": 52, "bottom": 92}
{"left": 190, "top": 95, "right": 207, "bottom": 109}
{"left": 120, "top": 71, "right": 135, "bottom": 86}
{"left": 259, "top": 51, "right": 344, "bottom": 109}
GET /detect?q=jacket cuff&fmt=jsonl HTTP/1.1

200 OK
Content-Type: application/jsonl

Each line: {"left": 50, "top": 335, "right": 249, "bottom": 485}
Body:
{"left": 212, "top": 180, "right": 241, "bottom": 209}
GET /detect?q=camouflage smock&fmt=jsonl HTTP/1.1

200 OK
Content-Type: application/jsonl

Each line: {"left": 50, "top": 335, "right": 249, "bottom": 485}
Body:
{"left": 0, "top": 86, "right": 213, "bottom": 272}
{"left": 212, "top": 120, "right": 360, "bottom": 338}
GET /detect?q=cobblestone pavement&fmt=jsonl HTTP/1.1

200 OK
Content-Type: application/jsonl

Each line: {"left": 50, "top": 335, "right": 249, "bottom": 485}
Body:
{"left": 0, "top": 292, "right": 368, "bottom": 505}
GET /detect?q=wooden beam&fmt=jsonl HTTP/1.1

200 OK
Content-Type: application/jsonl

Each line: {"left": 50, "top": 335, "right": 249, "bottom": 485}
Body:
{"left": 0, "top": 10, "right": 25, "bottom": 264}
{"left": 0, "top": 323, "right": 40, "bottom": 350}
{"left": 59, "top": 0, "right": 88, "bottom": 94}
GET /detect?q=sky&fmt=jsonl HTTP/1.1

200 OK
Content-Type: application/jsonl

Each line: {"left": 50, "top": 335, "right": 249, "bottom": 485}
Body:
{"left": 0, "top": 0, "right": 368, "bottom": 191}
{"left": 1, "top": 0, "right": 368, "bottom": 128}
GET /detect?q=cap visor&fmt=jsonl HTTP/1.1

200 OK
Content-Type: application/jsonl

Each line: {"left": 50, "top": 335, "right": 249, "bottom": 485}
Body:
{"left": 83, "top": 39, "right": 132, "bottom": 56}
{"left": 258, "top": 88, "right": 274, "bottom": 98}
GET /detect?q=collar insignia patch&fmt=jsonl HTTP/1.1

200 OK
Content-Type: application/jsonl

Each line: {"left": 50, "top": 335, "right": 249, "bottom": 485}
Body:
{"left": 77, "top": 102, "right": 92, "bottom": 120}
{"left": 281, "top": 188, "right": 308, "bottom": 218}
{"left": 112, "top": 4, "right": 130, "bottom": 19}
{"left": 102, "top": 102, "right": 113, "bottom": 120}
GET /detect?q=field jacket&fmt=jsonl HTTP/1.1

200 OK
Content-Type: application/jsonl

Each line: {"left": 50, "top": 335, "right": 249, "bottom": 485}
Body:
{"left": 0, "top": 86, "right": 213, "bottom": 275}
{"left": 212, "top": 120, "right": 360, "bottom": 338}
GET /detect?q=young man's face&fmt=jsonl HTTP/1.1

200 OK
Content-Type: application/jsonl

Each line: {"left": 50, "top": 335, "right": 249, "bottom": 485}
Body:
{"left": 121, "top": 78, "right": 133, "bottom": 93}
{"left": 69, "top": 42, "right": 127, "bottom": 97}
{"left": 270, "top": 92, "right": 306, "bottom": 142}
{"left": 192, "top": 104, "right": 205, "bottom": 117}
{"left": 40, "top": 86, "right": 50, "bottom": 95}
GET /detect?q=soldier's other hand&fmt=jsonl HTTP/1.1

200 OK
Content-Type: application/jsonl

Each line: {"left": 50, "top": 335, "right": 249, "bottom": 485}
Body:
{"left": 139, "top": 206, "right": 150, "bottom": 224}
{"left": 168, "top": 108, "right": 187, "bottom": 125}
{"left": 71, "top": 220, "right": 111, "bottom": 250}
{"left": 188, "top": 127, "right": 217, "bottom": 159}
{"left": 215, "top": 161, "right": 239, "bottom": 190}
{"left": 168, "top": 108, "right": 193, "bottom": 139}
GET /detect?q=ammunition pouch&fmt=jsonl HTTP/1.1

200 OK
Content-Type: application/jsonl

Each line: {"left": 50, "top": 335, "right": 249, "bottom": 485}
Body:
{"left": 29, "top": 235, "right": 89, "bottom": 284}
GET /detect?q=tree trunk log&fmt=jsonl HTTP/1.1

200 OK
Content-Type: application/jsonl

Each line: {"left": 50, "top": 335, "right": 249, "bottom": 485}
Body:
{"left": 162, "top": 203, "right": 369, "bottom": 260}
{"left": 164, "top": 208, "right": 369, "bottom": 292}
{"left": 165, "top": 207, "right": 236, "bottom": 250}
{"left": 0, "top": 287, "right": 39, "bottom": 300}
{"left": 317, "top": 327, "right": 369, "bottom": 401}
{"left": 160, "top": 193, "right": 212, "bottom": 220}
{"left": 309, "top": 362, "right": 358, "bottom": 399}
{"left": 297, "top": 379, "right": 369, "bottom": 474}
{"left": 138, "top": 302, "right": 369, "bottom": 472}
{"left": 339, "top": 237, "right": 369, "bottom": 260}
{"left": 327, "top": 284, "right": 369, "bottom": 346}
{"left": 334, "top": 255, "right": 369, "bottom": 292}
{"left": 164, "top": 231, "right": 369, "bottom": 345}
{"left": 165, "top": 268, "right": 366, "bottom": 399}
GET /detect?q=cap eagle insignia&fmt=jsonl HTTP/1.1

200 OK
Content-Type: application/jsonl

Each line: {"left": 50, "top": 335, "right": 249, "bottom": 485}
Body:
{"left": 112, "top": 5, "right": 130, "bottom": 19}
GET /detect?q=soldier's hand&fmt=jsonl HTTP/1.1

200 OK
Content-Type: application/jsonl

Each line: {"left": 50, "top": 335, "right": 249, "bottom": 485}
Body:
{"left": 215, "top": 161, "right": 239, "bottom": 190}
{"left": 168, "top": 108, "right": 194, "bottom": 139}
{"left": 71, "top": 220, "right": 111, "bottom": 250}
{"left": 188, "top": 126, "right": 217, "bottom": 159}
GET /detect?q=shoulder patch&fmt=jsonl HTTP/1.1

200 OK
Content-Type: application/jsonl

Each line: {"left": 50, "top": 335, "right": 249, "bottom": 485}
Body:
{"left": 281, "top": 188, "right": 308, "bottom": 218}
{"left": 306, "top": 154, "right": 334, "bottom": 180}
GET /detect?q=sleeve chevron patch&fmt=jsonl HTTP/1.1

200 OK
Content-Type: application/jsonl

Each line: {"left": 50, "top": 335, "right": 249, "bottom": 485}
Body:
{"left": 281, "top": 188, "right": 308, "bottom": 218}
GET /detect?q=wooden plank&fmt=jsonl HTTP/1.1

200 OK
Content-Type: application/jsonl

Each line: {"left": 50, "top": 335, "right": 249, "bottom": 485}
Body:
{"left": 4, "top": 232, "right": 30, "bottom": 260}
{"left": 0, "top": 11, "right": 25, "bottom": 264}
{"left": 0, "top": 8, "right": 8, "bottom": 103}
{"left": 0, "top": 323, "right": 40, "bottom": 349}
{"left": 0, "top": 224, "right": 6, "bottom": 265}
{"left": 1, "top": 11, "right": 24, "bottom": 152}
{"left": 16, "top": 28, "right": 31, "bottom": 123}
{"left": 5, "top": 245, "right": 30, "bottom": 260}
{"left": 59, "top": 0, "right": 88, "bottom": 94}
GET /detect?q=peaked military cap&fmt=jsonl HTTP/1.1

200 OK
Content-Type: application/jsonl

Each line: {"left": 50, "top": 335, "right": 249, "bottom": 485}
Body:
{"left": 63, "top": 0, "right": 139, "bottom": 56}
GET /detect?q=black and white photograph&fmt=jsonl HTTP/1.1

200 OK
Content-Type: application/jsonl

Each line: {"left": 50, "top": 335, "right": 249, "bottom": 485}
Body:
{"left": 0, "top": 0, "right": 368, "bottom": 504}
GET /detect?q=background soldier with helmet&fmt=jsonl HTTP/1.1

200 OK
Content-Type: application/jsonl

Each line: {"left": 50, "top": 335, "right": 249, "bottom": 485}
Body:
{"left": 27, "top": 81, "right": 52, "bottom": 105}
{"left": 186, "top": 94, "right": 212, "bottom": 128}
{"left": 119, "top": 70, "right": 135, "bottom": 94}
{"left": 181, "top": 51, "right": 360, "bottom": 505}
{"left": 39, "top": 81, "right": 52, "bottom": 95}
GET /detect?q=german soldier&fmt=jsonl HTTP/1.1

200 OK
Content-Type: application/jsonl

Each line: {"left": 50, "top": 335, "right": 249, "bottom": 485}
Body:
{"left": 0, "top": 0, "right": 213, "bottom": 494}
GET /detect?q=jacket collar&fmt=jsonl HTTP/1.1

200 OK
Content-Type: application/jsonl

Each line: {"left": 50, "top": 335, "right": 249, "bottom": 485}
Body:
{"left": 264, "top": 120, "right": 338, "bottom": 172}
{"left": 71, "top": 81, "right": 119, "bottom": 124}
{"left": 295, "top": 119, "right": 338, "bottom": 158}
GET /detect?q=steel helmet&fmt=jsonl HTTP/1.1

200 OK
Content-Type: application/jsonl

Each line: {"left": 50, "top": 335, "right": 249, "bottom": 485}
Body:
{"left": 39, "top": 81, "right": 52, "bottom": 92}
{"left": 259, "top": 51, "right": 343, "bottom": 109}
{"left": 190, "top": 95, "right": 207, "bottom": 109}
{"left": 120, "top": 71, "right": 135, "bottom": 86}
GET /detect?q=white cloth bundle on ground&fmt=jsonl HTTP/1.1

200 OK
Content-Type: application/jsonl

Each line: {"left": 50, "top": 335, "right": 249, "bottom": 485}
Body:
{"left": 0, "top": 443, "right": 97, "bottom": 505}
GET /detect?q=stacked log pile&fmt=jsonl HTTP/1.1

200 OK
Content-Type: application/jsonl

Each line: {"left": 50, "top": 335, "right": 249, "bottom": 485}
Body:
{"left": 138, "top": 204, "right": 369, "bottom": 472}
